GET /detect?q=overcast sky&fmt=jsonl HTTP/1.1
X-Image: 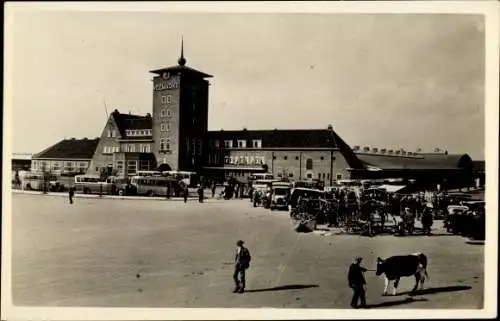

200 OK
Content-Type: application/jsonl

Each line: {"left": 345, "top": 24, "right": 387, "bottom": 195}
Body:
{"left": 6, "top": 10, "right": 485, "bottom": 159}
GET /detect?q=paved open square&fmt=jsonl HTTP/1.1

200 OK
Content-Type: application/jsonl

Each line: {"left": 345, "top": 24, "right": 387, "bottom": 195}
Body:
{"left": 11, "top": 193, "right": 484, "bottom": 309}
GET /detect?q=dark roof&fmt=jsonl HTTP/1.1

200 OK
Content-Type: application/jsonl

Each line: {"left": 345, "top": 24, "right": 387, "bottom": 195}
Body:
{"left": 150, "top": 65, "right": 212, "bottom": 78}
{"left": 472, "top": 160, "right": 485, "bottom": 171}
{"left": 207, "top": 129, "right": 337, "bottom": 148}
{"left": 356, "top": 153, "right": 473, "bottom": 170}
{"left": 33, "top": 138, "right": 100, "bottom": 160}
{"left": 207, "top": 128, "right": 365, "bottom": 169}
{"left": 111, "top": 110, "right": 152, "bottom": 138}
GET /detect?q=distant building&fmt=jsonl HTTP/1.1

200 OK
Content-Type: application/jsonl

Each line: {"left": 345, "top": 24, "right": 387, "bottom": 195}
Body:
{"left": 87, "top": 110, "right": 154, "bottom": 177}
{"left": 34, "top": 40, "right": 484, "bottom": 190}
{"left": 203, "top": 126, "right": 363, "bottom": 184}
{"left": 31, "top": 138, "right": 100, "bottom": 174}
{"left": 12, "top": 153, "right": 32, "bottom": 171}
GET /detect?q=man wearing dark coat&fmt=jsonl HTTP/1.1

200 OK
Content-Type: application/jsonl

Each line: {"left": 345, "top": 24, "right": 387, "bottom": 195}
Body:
{"left": 233, "top": 240, "right": 251, "bottom": 293}
{"left": 348, "top": 256, "right": 367, "bottom": 308}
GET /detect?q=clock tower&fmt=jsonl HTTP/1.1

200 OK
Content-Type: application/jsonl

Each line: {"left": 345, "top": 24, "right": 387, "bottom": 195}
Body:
{"left": 150, "top": 39, "right": 213, "bottom": 172}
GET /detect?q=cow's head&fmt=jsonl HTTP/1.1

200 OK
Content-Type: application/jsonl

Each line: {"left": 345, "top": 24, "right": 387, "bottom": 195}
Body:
{"left": 376, "top": 257, "right": 385, "bottom": 276}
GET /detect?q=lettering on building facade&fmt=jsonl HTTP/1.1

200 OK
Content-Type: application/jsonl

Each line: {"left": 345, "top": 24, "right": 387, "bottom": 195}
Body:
{"left": 154, "top": 78, "right": 180, "bottom": 91}
{"left": 224, "top": 154, "right": 266, "bottom": 166}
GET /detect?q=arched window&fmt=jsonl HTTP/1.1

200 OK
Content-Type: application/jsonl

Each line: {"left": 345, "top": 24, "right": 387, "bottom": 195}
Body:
{"left": 306, "top": 158, "right": 313, "bottom": 170}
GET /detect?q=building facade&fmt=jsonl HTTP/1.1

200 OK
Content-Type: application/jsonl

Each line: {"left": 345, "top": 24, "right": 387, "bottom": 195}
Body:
{"left": 31, "top": 138, "right": 99, "bottom": 174}
{"left": 150, "top": 43, "right": 211, "bottom": 173}
{"left": 87, "top": 110, "right": 155, "bottom": 177}
{"left": 32, "top": 41, "right": 482, "bottom": 190}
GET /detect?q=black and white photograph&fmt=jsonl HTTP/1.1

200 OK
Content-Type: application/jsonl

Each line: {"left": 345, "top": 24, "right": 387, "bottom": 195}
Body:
{"left": 2, "top": 1, "right": 498, "bottom": 320}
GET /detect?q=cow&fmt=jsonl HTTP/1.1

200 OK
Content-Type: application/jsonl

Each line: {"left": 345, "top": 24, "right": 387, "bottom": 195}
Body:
{"left": 376, "top": 252, "right": 429, "bottom": 296}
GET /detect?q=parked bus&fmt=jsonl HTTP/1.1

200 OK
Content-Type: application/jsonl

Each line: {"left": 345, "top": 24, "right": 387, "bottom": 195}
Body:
{"left": 162, "top": 171, "right": 199, "bottom": 188}
{"left": 21, "top": 172, "right": 50, "bottom": 191}
{"left": 130, "top": 175, "right": 184, "bottom": 197}
{"left": 74, "top": 175, "right": 117, "bottom": 195}
{"left": 249, "top": 173, "right": 274, "bottom": 182}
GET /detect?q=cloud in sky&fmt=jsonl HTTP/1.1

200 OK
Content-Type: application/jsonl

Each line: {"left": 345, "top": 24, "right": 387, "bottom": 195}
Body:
{"left": 7, "top": 11, "right": 485, "bottom": 159}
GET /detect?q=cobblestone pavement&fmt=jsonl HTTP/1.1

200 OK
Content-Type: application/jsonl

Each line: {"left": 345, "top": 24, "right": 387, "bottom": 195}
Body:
{"left": 11, "top": 193, "right": 484, "bottom": 309}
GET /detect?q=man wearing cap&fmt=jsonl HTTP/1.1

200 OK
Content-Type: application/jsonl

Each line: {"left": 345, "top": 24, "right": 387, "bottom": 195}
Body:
{"left": 348, "top": 256, "right": 368, "bottom": 308}
{"left": 233, "top": 240, "right": 251, "bottom": 293}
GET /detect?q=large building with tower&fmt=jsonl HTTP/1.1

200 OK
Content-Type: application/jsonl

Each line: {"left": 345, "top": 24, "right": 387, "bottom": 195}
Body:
{"left": 32, "top": 42, "right": 482, "bottom": 190}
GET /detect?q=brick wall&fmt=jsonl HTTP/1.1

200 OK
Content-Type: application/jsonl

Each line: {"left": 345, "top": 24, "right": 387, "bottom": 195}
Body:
{"left": 88, "top": 116, "right": 121, "bottom": 174}
{"left": 152, "top": 75, "right": 181, "bottom": 170}
{"left": 207, "top": 148, "right": 352, "bottom": 185}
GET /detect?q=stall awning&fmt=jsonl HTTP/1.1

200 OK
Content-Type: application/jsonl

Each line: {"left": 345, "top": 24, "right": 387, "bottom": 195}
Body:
{"left": 378, "top": 184, "right": 407, "bottom": 193}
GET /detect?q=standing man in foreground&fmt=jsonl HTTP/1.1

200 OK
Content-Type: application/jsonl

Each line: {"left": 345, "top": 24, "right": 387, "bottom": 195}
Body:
{"left": 348, "top": 256, "right": 368, "bottom": 308}
{"left": 233, "top": 240, "right": 251, "bottom": 293}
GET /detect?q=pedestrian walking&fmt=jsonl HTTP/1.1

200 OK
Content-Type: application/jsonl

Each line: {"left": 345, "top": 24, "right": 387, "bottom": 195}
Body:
{"left": 198, "top": 184, "right": 204, "bottom": 203}
{"left": 421, "top": 204, "right": 434, "bottom": 235}
{"left": 233, "top": 240, "right": 251, "bottom": 293}
{"left": 347, "top": 256, "right": 368, "bottom": 309}
{"left": 211, "top": 182, "right": 216, "bottom": 198}
{"left": 68, "top": 186, "right": 75, "bottom": 204}
{"left": 183, "top": 186, "right": 189, "bottom": 203}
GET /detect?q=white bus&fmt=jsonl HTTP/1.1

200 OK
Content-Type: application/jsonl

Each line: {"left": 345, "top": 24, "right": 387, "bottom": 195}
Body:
{"left": 74, "top": 175, "right": 116, "bottom": 195}
{"left": 161, "top": 171, "right": 199, "bottom": 188}
{"left": 130, "top": 175, "right": 184, "bottom": 197}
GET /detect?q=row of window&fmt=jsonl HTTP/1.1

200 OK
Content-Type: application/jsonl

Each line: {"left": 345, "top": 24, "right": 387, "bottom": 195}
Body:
{"left": 160, "top": 138, "right": 171, "bottom": 151}
{"left": 115, "top": 160, "right": 152, "bottom": 174}
{"left": 126, "top": 129, "right": 153, "bottom": 137}
{"left": 272, "top": 155, "right": 328, "bottom": 161}
{"left": 103, "top": 146, "right": 120, "bottom": 154}
{"left": 210, "top": 139, "right": 262, "bottom": 149}
{"left": 103, "top": 144, "right": 152, "bottom": 154}
{"left": 32, "top": 160, "right": 88, "bottom": 171}
{"left": 187, "top": 139, "right": 203, "bottom": 156}
{"left": 224, "top": 155, "right": 266, "bottom": 165}
{"left": 161, "top": 95, "right": 173, "bottom": 105}
{"left": 161, "top": 123, "right": 171, "bottom": 131}
{"left": 160, "top": 108, "right": 174, "bottom": 117}
{"left": 107, "top": 129, "right": 118, "bottom": 137}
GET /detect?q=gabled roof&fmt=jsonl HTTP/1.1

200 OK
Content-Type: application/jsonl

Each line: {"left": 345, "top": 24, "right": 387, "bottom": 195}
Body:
{"left": 356, "top": 153, "right": 473, "bottom": 171}
{"left": 110, "top": 110, "right": 152, "bottom": 138}
{"left": 33, "top": 138, "right": 100, "bottom": 160}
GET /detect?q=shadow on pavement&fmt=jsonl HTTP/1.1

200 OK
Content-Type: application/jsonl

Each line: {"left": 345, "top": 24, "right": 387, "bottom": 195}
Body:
{"left": 465, "top": 241, "right": 485, "bottom": 245}
{"left": 399, "top": 285, "right": 472, "bottom": 296}
{"left": 245, "top": 284, "right": 319, "bottom": 293}
{"left": 365, "top": 297, "right": 428, "bottom": 309}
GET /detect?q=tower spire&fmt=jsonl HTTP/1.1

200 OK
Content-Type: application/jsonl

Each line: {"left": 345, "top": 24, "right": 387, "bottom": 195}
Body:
{"left": 178, "top": 36, "right": 186, "bottom": 66}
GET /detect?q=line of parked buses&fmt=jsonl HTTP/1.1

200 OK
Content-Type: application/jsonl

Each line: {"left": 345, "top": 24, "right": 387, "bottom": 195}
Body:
{"left": 18, "top": 170, "right": 200, "bottom": 197}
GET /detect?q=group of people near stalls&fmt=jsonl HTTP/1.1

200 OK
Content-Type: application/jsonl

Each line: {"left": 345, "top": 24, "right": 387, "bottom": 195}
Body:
{"left": 290, "top": 186, "right": 464, "bottom": 236}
